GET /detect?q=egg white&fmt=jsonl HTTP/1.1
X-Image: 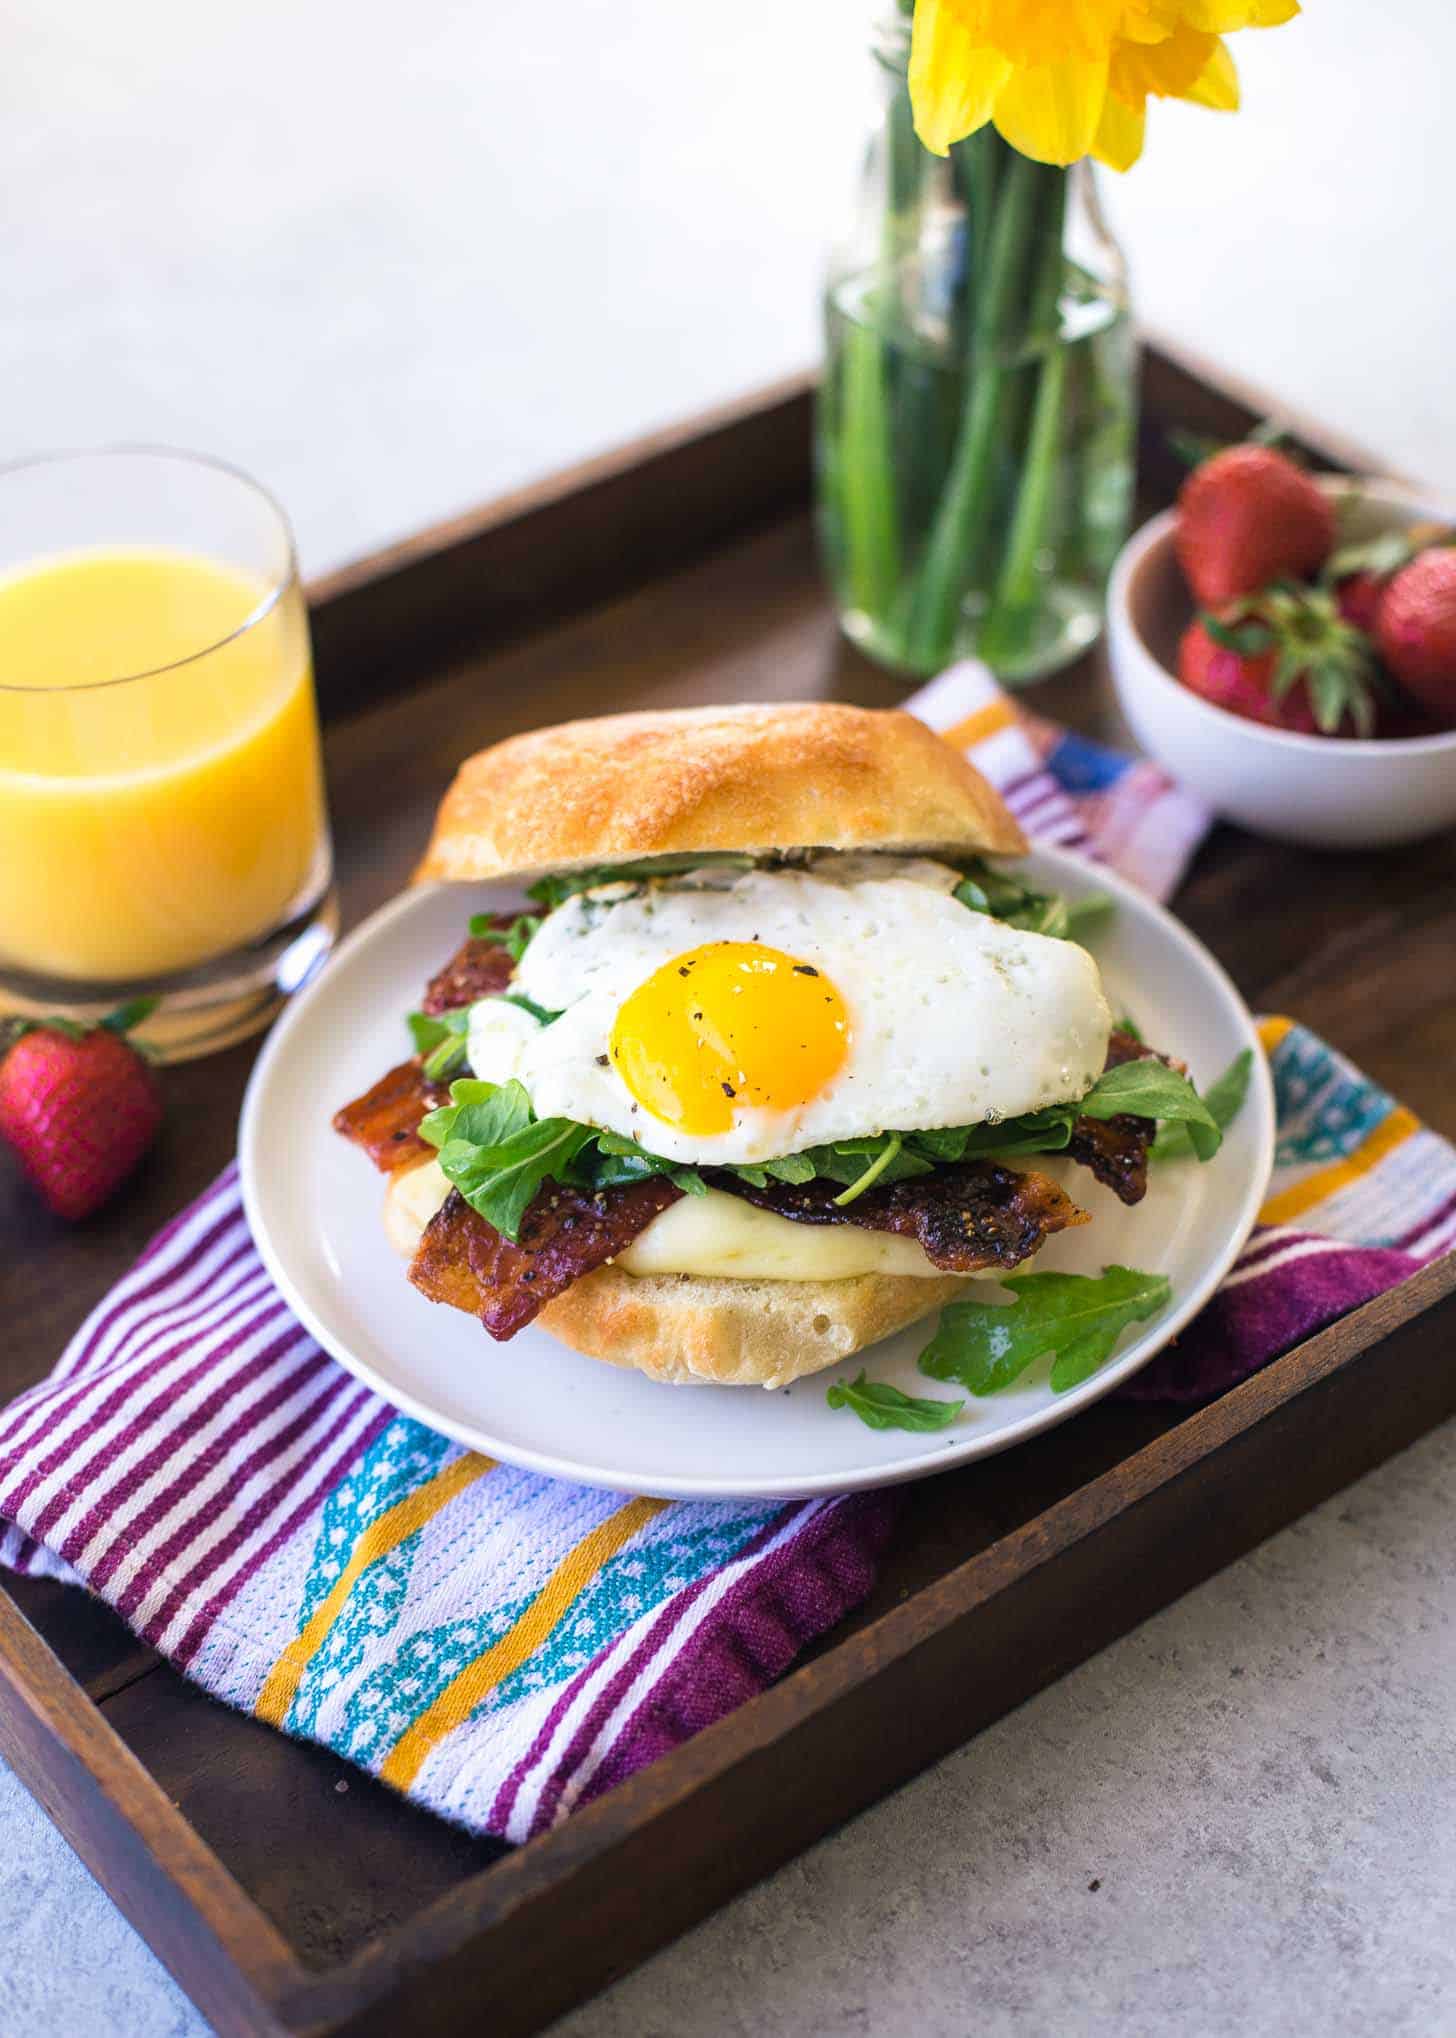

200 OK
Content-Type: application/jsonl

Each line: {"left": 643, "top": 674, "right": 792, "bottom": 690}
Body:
{"left": 465, "top": 858, "right": 1112, "bottom": 1166}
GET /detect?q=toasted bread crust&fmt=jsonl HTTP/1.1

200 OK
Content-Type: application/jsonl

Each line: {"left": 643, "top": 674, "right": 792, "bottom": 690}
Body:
{"left": 532, "top": 1265, "right": 972, "bottom": 1389}
{"left": 414, "top": 702, "right": 1025, "bottom": 887}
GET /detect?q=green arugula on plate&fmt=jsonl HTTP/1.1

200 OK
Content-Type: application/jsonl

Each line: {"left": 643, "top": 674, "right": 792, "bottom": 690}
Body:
{"left": 825, "top": 1372, "right": 964, "bottom": 1432}
{"left": 919, "top": 1265, "right": 1173, "bottom": 1397}
{"left": 1151, "top": 1049, "right": 1253, "bottom": 1163}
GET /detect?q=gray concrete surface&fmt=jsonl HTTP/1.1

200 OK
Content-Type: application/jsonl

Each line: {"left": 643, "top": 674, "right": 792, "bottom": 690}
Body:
{"left": 4, "top": 1, "right": 1454, "bottom": 2031}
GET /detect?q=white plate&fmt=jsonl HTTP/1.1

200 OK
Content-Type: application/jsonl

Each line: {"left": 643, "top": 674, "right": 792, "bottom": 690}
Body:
{"left": 240, "top": 848, "right": 1274, "bottom": 1501}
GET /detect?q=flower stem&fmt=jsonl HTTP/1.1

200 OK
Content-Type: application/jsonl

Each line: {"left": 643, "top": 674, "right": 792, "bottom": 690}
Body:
{"left": 837, "top": 316, "right": 902, "bottom": 618}
{"left": 978, "top": 173, "right": 1070, "bottom": 670}
{"left": 901, "top": 147, "right": 1055, "bottom": 671}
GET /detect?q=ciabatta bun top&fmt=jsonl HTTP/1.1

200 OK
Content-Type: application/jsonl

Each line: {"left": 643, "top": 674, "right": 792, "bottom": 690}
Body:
{"left": 414, "top": 702, "right": 1026, "bottom": 886}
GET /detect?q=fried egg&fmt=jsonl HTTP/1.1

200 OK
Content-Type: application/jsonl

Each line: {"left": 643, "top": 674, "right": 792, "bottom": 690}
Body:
{"left": 466, "top": 859, "right": 1112, "bottom": 1166}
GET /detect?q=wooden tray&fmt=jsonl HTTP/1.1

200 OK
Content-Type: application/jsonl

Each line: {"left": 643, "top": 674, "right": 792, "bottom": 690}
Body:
{"left": 4, "top": 339, "right": 1455, "bottom": 2038}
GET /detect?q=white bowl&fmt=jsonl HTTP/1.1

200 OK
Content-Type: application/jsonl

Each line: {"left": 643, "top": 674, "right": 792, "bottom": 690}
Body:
{"left": 1106, "top": 474, "right": 1456, "bottom": 848}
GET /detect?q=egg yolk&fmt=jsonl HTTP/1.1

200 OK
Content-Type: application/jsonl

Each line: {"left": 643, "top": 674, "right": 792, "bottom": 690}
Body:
{"left": 609, "top": 942, "right": 851, "bottom": 1136}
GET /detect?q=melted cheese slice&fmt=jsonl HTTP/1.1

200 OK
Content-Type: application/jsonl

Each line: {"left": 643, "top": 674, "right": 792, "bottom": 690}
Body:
{"left": 383, "top": 1162, "right": 948, "bottom": 1279}
{"left": 616, "top": 1187, "right": 943, "bottom": 1279}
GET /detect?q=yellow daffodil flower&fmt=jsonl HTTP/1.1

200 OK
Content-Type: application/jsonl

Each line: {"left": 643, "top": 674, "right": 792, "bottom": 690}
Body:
{"left": 910, "top": 0, "right": 1299, "bottom": 168}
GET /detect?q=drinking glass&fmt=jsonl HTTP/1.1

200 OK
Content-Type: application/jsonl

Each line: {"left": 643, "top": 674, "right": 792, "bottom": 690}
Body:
{"left": 0, "top": 447, "right": 336, "bottom": 1060}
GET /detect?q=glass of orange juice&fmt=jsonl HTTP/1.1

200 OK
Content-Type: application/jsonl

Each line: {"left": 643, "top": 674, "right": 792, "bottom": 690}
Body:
{"left": 0, "top": 448, "right": 336, "bottom": 1060}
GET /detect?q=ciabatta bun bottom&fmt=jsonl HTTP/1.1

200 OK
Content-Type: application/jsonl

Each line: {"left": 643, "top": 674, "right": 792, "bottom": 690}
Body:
{"left": 534, "top": 1265, "right": 973, "bottom": 1390}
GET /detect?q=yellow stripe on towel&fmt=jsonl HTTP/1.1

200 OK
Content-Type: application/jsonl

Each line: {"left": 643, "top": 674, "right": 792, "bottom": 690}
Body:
{"left": 379, "top": 1493, "right": 668, "bottom": 1791}
{"left": 255, "top": 1451, "right": 495, "bottom": 1728}
{"left": 938, "top": 698, "right": 1016, "bottom": 752}
{"left": 1259, "top": 1105, "right": 1421, "bottom": 1227}
{"left": 1258, "top": 1015, "right": 1294, "bottom": 1054}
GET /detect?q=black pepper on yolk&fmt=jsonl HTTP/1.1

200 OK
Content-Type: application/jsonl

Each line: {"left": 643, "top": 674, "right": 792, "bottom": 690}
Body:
{"left": 608, "top": 942, "right": 851, "bottom": 1136}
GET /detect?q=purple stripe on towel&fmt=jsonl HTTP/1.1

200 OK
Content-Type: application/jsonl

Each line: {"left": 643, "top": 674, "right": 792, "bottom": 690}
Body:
{"left": 1121, "top": 1237, "right": 1423, "bottom": 1403}
{"left": 572, "top": 1489, "right": 896, "bottom": 1820}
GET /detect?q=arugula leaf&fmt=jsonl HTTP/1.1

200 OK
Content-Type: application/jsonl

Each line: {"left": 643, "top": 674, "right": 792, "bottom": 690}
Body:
{"left": 449, "top": 1078, "right": 534, "bottom": 1148}
{"left": 1008, "top": 891, "right": 1071, "bottom": 940}
{"left": 832, "top": 1133, "right": 904, "bottom": 1207}
{"left": 908, "top": 1106, "right": 1078, "bottom": 1165}
{"left": 438, "top": 1101, "right": 594, "bottom": 1242}
{"left": 761, "top": 1152, "right": 819, "bottom": 1184}
{"left": 952, "top": 858, "right": 1108, "bottom": 947}
{"left": 919, "top": 1265, "right": 1173, "bottom": 1397}
{"left": 526, "top": 853, "right": 757, "bottom": 912}
{"left": 1079, "top": 1059, "right": 1223, "bottom": 1158}
{"left": 590, "top": 1130, "right": 707, "bottom": 1197}
{"left": 469, "top": 911, "right": 542, "bottom": 961}
{"left": 826, "top": 1371, "right": 964, "bottom": 1432}
{"left": 953, "top": 859, "right": 1030, "bottom": 917}
{"left": 501, "top": 992, "right": 560, "bottom": 1025}
{"left": 408, "top": 1007, "right": 472, "bottom": 1080}
{"left": 953, "top": 876, "right": 992, "bottom": 913}
{"left": 1065, "top": 892, "right": 1114, "bottom": 937}
{"left": 795, "top": 1139, "right": 935, "bottom": 1191}
{"left": 417, "top": 1077, "right": 504, "bottom": 1150}
{"left": 1152, "top": 1049, "right": 1253, "bottom": 1163}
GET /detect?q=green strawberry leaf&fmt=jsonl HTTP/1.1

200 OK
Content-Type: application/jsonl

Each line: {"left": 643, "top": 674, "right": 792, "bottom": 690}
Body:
{"left": 1202, "top": 613, "right": 1276, "bottom": 658}
{"left": 826, "top": 1371, "right": 964, "bottom": 1432}
{"left": 101, "top": 996, "right": 160, "bottom": 1036}
{"left": 919, "top": 1265, "right": 1173, "bottom": 1397}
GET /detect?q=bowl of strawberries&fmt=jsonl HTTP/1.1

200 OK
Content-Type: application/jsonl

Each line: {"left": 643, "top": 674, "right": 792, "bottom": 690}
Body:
{"left": 1106, "top": 441, "right": 1456, "bottom": 848}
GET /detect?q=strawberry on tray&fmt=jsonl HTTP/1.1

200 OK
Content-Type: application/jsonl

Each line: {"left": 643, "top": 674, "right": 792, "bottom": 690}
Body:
{"left": 0, "top": 1001, "right": 162, "bottom": 1221}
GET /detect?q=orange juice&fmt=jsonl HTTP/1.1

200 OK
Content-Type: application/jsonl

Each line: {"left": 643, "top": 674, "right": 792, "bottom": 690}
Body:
{"left": 0, "top": 547, "right": 327, "bottom": 982}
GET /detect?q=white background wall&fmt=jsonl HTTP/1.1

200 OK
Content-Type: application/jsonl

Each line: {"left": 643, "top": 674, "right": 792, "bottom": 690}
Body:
{"left": 5, "top": 1, "right": 1451, "bottom": 577}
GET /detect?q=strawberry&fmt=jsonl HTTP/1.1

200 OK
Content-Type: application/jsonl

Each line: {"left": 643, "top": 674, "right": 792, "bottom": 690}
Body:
{"left": 1334, "top": 571, "right": 1384, "bottom": 634}
{"left": 0, "top": 1001, "right": 162, "bottom": 1220}
{"left": 1177, "top": 584, "right": 1379, "bottom": 738}
{"left": 1375, "top": 547, "right": 1456, "bottom": 722}
{"left": 1176, "top": 445, "right": 1336, "bottom": 606}
{"left": 1324, "top": 523, "right": 1448, "bottom": 640}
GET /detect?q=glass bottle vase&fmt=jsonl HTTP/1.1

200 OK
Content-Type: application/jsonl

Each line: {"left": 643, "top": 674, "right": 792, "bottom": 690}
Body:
{"left": 816, "top": 14, "right": 1137, "bottom": 686}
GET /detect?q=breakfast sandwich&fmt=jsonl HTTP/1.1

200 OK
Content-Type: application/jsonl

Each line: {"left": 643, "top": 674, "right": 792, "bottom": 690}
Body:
{"left": 335, "top": 703, "right": 1221, "bottom": 1390}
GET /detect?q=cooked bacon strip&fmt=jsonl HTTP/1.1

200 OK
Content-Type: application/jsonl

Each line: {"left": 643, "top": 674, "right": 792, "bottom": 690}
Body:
{"left": 420, "top": 924, "right": 516, "bottom": 1016}
{"left": 1106, "top": 1026, "right": 1172, "bottom": 1072}
{"left": 726, "top": 1160, "right": 1087, "bottom": 1273}
{"left": 1065, "top": 1026, "right": 1185, "bottom": 1207}
{"left": 410, "top": 1177, "right": 683, "bottom": 1340}
{"left": 335, "top": 922, "right": 522, "bottom": 1169}
{"left": 332, "top": 1059, "right": 450, "bottom": 1174}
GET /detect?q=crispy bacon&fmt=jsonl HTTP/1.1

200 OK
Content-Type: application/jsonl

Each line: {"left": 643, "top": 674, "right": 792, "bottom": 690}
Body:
{"left": 420, "top": 926, "right": 516, "bottom": 1016}
{"left": 409, "top": 1177, "right": 683, "bottom": 1339}
{"left": 1065, "top": 1026, "right": 1184, "bottom": 1207}
{"left": 332, "top": 1060, "right": 450, "bottom": 1174}
{"left": 725, "top": 1160, "right": 1087, "bottom": 1273}
{"left": 334, "top": 927, "right": 517, "bottom": 1170}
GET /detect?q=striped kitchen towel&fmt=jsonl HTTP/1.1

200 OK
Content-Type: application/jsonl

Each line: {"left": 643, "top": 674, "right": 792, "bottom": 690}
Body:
{"left": 0, "top": 665, "right": 1448, "bottom": 1844}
